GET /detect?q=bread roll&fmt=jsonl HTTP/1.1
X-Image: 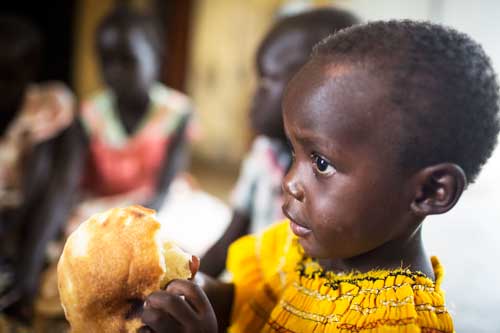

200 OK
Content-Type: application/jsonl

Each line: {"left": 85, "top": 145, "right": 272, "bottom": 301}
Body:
{"left": 57, "top": 205, "right": 193, "bottom": 333}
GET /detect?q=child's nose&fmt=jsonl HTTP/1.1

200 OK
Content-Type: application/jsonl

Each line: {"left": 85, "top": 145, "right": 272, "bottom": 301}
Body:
{"left": 282, "top": 168, "right": 305, "bottom": 202}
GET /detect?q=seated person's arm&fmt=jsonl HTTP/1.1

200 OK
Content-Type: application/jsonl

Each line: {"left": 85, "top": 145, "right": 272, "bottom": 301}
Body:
{"left": 11, "top": 122, "right": 86, "bottom": 316}
{"left": 146, "top": 113, "right": 190, "bottom": 211}
{"left": 200, "top": 211, "right": 250, "bottom": 277}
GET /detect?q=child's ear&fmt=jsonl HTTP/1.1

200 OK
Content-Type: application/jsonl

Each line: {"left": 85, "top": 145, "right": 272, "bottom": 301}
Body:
{"left": 410, "top": 163, "right": 467, "bottom": 217}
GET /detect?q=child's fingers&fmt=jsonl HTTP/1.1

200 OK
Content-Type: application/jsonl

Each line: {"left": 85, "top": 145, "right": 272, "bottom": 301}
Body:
{"left": 143, "top": 281, "right": 217, "bottom": 333}
{"left": 146, "top": 291, "right": 198, "bottom": 323}
{"left": 164, "top": 279, "right": 210, "bottom": 314}
{"left": 141, "top": 301, "right": 181, "bottom": 332}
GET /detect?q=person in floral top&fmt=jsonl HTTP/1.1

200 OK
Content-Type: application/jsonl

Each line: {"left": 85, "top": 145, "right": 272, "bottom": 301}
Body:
{"left": 64, "top": 4, "right": 194, "bottom": 235}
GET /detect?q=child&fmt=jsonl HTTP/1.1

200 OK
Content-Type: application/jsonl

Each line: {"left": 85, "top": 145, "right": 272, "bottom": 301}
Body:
{"left": 65, "top": 4, "right": 193, "bottom": 234}
{"left": 0, "top": 15, "right": 81, "bottom": 325}
{"left": 140, "top": 20, "right": 499, "bottom": 333}
{"left": 200, "top": 8, "right": 359, "bottom": 277}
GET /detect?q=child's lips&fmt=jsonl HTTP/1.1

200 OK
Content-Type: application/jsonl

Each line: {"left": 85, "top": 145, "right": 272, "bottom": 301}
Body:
{"left": 282, "top": 208, "right": 312, "bottom": 237}
{"left": 289, "top": 220, "right": 312, "bottom": 237}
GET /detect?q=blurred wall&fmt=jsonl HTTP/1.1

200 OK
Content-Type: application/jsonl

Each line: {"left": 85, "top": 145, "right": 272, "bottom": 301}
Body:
{"left": 73, "top": 0, "right": 112, "bottom": 98}
{"left": 186, "top": 0, "right": 285, "bottom": 165}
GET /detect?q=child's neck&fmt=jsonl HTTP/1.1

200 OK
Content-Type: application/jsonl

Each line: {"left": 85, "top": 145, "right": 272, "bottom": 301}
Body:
{"left": 318, "top": 225, "right": 435, "bottom": 280}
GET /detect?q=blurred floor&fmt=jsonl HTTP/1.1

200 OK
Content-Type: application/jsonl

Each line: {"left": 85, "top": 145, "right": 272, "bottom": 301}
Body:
{"left": 154, "top": 155, "right": 239, "bottom": 256}
{"left": 188, "top": 155, "right": 239, "bottom": 203}
{"left": 167, "top": 155, "right": 239, "bottom": 255}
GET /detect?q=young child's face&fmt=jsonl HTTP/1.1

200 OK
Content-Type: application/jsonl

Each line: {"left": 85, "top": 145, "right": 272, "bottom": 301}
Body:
{"left": 250, "top": 32, "right": 306, "bottom": 139}
{"left": 282, "top": 59, "right": 416, "bottom": 260}
{"left": 98, "top": 25, "right": 158, "bottom": 98}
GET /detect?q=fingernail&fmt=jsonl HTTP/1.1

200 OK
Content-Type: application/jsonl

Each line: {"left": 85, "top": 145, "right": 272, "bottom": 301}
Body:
{"left": 189, "top": 255, "right": 200, "bottom": 279}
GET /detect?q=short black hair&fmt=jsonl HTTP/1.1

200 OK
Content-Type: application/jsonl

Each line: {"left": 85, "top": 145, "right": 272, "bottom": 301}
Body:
{"left": 96, "top": 3, "right": 163, "bottom": 58}
{"left": 261, "top": 7, "right": 359, "bottom": 68}
{"left": 271, "top": 7, "right": 359, "bottom": 44}
{"left": 313, "top": 20, "right": 500, "bottom": 184}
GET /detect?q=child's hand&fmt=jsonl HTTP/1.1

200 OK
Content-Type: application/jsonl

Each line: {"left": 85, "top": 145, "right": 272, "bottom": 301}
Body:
{"left": 140, "top": 279, "right": 218, "bottom": 333}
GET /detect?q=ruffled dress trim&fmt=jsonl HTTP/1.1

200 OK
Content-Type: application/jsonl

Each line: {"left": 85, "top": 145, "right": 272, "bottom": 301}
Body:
{"left": 227, "top": 220, "right": 453, "bottom": 333}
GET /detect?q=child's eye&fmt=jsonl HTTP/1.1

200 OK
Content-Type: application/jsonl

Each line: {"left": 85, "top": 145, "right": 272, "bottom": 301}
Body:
{"left": 311, "top": 153, "right": 336, "bottom": 176}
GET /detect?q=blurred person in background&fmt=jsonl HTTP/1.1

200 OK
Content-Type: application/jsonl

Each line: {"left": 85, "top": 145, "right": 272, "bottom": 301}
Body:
{"left": 200, "top": 7, "right": 360, "bottom": 278}
{"left": 65, "top": 3, "right": 194, "bottom": 235}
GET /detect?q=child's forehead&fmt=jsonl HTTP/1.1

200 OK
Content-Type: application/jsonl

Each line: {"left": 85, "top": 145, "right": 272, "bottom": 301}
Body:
{"left": 284, "top": 59, "right": 401, "bottom": 144}
{"left": 286, "top": 60, "right": 373, "bottom": 104}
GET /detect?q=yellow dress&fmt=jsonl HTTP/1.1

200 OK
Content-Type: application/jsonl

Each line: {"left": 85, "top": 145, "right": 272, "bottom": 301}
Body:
{"left": 227, "top": 220, "right": 453, "bottom": 333}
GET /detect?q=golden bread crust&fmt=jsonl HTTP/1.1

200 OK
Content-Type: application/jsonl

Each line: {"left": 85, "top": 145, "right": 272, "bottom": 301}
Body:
{"left": 58, "top": 205, "right": 183, "bottom": 333}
